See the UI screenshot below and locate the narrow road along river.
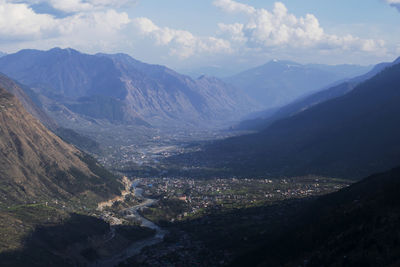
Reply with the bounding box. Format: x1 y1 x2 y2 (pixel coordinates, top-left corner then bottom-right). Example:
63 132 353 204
93 179 167 267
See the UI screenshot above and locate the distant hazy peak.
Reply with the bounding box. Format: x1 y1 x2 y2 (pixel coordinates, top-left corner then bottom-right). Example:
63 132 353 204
96 51 175 73
264 59 301 66
49 47 79 53
13 47 82 56
197 74 219 81
96 52 134 60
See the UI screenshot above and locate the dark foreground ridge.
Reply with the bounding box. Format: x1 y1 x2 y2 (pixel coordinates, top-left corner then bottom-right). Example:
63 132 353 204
231 166 400 266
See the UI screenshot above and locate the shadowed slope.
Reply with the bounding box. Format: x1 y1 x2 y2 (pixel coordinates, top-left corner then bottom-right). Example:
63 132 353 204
189 62 400 179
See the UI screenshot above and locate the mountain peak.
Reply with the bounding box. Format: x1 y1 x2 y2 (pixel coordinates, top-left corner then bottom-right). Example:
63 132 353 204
10 47 82 58
0 47 256 128
48 47 81 55
96 52 143 66
266 59 300 66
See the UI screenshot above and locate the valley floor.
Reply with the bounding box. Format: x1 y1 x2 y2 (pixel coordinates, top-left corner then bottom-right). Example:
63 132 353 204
115 176 350 266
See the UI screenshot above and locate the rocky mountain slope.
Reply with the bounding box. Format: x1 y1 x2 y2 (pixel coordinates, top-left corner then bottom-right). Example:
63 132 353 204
0 72 101 154
0 48 257 129
0 84 124 258
0 87 121 205
0 73 57 130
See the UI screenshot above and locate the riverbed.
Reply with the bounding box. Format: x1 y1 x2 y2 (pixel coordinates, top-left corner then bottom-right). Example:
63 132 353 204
93 179 167 267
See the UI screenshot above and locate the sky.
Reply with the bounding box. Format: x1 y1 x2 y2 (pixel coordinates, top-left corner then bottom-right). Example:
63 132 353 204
0 0 400 73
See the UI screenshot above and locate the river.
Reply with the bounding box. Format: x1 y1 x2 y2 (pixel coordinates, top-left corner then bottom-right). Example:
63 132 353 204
92 179 167 267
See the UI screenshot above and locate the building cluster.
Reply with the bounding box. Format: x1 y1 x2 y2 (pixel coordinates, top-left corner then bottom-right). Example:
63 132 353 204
137 177 349 219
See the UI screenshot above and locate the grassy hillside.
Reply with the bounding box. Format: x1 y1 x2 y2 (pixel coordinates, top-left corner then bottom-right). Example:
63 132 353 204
0 86 124 262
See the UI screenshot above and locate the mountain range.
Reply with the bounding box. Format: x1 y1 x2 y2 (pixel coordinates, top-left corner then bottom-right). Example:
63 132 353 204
0 48 258 130
235 57 400 131
185 60 400 179
180 65 245 79
224 60 371 108
0 43 399 267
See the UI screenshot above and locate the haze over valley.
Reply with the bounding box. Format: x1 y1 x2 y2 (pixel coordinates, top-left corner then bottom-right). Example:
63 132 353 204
1 0 400 266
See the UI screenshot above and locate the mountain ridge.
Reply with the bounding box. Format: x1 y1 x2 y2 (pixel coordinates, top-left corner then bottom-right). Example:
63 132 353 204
184 61 400 179
0 48 258 129
234 57 400 131
0 72 58 130
0 84 121 205
232 165 400 266
224 59 371 108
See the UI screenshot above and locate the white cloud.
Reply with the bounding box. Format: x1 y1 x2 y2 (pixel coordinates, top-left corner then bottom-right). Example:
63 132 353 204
2 0 231 59
0 1 57 40
60 9 130 35
134 17 232 58
89 0 133 7
47 0 93 13
0 0 130 49
214 0 385 53
213 0 255 15
385 0 400 11
0 0 392 66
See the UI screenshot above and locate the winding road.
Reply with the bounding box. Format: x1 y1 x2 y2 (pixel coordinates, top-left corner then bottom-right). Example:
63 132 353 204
93 179 167 267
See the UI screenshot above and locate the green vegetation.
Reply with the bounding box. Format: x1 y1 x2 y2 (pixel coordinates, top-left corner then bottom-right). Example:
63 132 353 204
0 213 108 267
78 152 123 197
0 199 157 266
56 127 101 154
138 176 349 225
232 166 400 266
141 199 190 225
126 167 400 266
0 204 68 253
114 225 156 242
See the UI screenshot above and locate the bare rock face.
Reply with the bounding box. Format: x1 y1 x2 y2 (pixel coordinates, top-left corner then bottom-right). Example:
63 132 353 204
0 86 121 205
0 48 258 129
0 73 58 130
